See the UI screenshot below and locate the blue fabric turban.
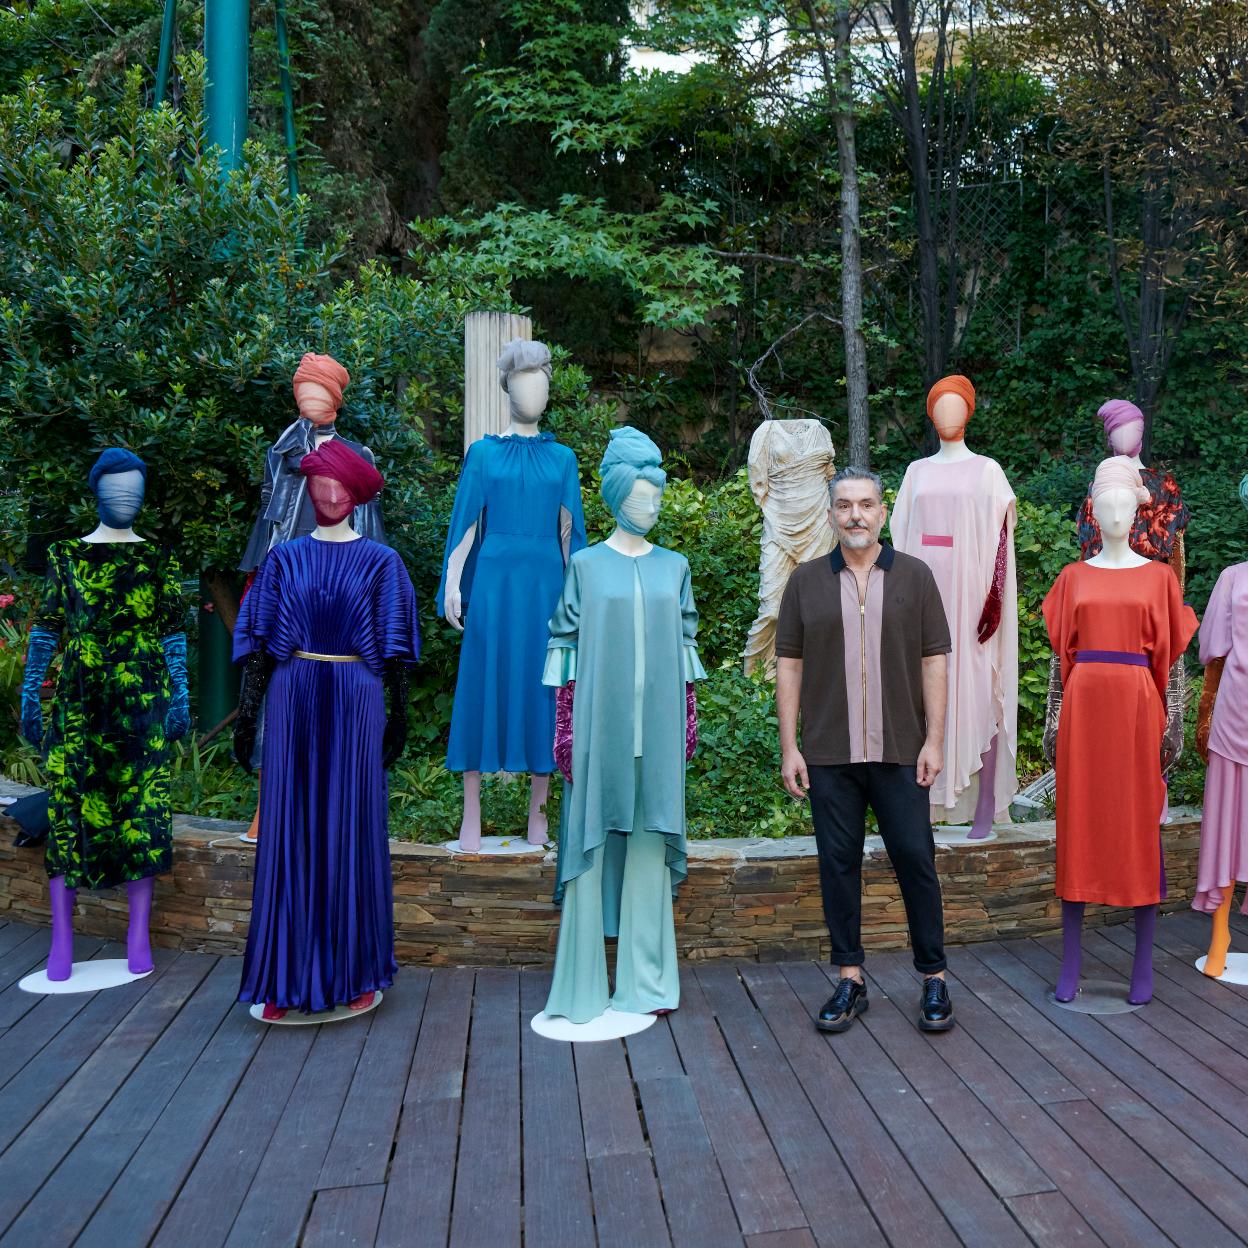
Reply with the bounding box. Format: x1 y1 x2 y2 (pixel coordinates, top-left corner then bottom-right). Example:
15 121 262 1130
1240 471 1248 514
88 447 147 494
599 426 666 520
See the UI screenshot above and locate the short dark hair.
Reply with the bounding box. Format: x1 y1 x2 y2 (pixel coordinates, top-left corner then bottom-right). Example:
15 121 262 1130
829 466 883 504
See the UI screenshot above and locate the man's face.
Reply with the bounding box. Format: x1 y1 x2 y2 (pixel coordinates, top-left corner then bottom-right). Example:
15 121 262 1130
830 479 886 549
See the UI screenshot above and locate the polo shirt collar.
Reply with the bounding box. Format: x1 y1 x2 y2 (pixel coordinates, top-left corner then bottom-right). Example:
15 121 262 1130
829 541 896 573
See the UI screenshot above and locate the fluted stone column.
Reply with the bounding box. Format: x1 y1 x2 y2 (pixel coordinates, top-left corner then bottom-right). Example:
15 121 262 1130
464 311 533 452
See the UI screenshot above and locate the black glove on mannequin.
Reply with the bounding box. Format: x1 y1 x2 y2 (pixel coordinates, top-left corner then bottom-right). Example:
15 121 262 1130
234 649 276 773
382 659 410 769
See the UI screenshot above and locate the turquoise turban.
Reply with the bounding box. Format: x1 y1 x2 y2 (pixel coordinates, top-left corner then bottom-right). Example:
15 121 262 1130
599 427 666 527
1240 471 1248 514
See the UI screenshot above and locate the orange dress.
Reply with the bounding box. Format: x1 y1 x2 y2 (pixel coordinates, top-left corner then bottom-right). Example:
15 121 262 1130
1042 561 1198 906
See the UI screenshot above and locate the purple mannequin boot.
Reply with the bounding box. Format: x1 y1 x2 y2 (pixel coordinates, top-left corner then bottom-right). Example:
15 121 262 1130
1054 900 1085 1002
968 734 999 840
47 876 77 981
1128 904 1156 1005
127 878 155 975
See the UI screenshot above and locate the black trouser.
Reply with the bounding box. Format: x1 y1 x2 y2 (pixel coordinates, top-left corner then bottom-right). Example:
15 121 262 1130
809 762 947 975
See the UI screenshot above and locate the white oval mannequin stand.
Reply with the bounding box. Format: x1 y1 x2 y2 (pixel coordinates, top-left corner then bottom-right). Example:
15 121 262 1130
1195 954 1248 986
442 836 548 856
530 1007 657 1043
248 991 383 1025
933 825 998 846
1048 979 1144 1015
20 960 152 994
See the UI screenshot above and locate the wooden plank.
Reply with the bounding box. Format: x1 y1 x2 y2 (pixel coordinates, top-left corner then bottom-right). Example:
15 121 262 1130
0 921 38 958
637 1073 744 1248
1047 1099 1241 1248
738 962 958 1248
316 972 431 1190
667 968 808 1238
776 962 1029 1248
447 969 521 1248
0 932 105 1030
574 1033 647 1158
517 972 595 1248
223 1018 369 1248
743 1230 817 1248
1123 921 1248 1031
587 1152 672 1248
625 1011 684 1080
3 957 239 1245
1005 1191 1105 1248
848 957 1056 1201
0 950 213 1234
303 1184 386 1248
375 968 474 1248
74 986 265 1248
695 964 886 1245
0 929 55 1000
865 957 1164 1248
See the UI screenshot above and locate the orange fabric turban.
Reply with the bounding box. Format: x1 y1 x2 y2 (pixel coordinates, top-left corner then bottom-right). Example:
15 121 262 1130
292 352 350 410
926 375 976 421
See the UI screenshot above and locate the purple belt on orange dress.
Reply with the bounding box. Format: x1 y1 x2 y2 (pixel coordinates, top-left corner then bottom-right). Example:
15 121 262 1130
921 534 953 547
1074 650 1150 667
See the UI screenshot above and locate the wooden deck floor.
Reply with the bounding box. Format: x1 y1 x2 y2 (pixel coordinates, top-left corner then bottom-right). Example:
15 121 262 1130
0 910 1247 1247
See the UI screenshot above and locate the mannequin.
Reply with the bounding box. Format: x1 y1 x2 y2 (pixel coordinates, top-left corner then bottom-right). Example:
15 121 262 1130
237 353 387 843
20 449 189 982
538 428 705 1033
891 376 1018 840
742 419 836 678
1192 472 1248 978
1042 457 1198 1005
436 339 586 850
233 439 419 1020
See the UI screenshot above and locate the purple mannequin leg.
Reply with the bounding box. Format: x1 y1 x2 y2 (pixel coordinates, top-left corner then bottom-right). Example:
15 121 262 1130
1128 904 1156 1004
126 878 155 974
1054 900 1084 1002
968 733 999 840
47 876 77 981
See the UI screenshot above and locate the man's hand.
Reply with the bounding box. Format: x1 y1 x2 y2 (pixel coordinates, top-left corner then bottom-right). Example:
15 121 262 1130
916 740 943 788
782 748 810 800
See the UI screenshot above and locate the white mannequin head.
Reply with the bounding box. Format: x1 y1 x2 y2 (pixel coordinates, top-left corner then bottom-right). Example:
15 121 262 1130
618 478 663 537
931 392 970 442
1091 486 1139 541
506 369 549 425
1107 419 1145 459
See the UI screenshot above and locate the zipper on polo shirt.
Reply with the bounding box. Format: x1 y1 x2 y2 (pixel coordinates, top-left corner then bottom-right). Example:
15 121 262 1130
858 570 870 762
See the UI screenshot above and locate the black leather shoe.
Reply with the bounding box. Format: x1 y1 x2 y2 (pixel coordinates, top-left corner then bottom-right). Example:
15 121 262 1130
919 976 955 1032
817 976 868 1032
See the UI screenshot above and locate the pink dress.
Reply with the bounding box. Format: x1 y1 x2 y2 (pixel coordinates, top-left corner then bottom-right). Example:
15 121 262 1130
890 454 1018 821
1194 562 1248 914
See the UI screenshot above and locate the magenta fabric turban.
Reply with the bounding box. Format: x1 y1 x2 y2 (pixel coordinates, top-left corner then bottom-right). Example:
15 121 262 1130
300 438 384 506
1090 456 1149 506
1097 399 1143 437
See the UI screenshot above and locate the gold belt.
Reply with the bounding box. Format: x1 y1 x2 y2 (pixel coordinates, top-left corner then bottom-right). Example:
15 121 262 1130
292 650 363 663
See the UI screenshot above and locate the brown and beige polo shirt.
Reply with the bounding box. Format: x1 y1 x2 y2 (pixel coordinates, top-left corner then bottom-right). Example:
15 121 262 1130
775 543 951 766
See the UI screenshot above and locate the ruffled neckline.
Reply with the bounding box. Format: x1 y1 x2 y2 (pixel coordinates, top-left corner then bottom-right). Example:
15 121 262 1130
484 431 556 446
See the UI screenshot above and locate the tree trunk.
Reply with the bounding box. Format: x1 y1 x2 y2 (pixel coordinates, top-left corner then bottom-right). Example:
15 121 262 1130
204 568 240 635
835 0 870 469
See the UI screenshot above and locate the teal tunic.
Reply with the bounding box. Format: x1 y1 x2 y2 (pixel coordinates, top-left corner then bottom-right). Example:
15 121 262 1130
543 542 706 908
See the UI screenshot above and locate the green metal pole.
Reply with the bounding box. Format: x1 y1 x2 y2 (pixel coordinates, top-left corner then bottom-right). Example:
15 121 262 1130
273 0 300 198
153 0 178 106
203 0 250 169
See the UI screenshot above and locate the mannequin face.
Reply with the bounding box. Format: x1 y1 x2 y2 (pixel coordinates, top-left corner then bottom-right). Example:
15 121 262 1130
829 477 886 548
1107 419 1145 459
1092 486 1138 541
307 475 355 526
930 393 969 442
295 380 339 427
95 469 145 528
506 369 549 424
616 478 663 536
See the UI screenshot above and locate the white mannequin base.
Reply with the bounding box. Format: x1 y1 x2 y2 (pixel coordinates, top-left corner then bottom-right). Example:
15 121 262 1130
443 836 547 857
530 1007 658 1042
1048 977 1144 1014
19 959 153 995
933 825 998 846
1195 953 1248 986
248 991 383 1025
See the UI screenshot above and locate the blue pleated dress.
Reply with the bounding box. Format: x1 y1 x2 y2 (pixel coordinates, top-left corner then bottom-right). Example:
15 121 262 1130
436 433 586 774
233 536 420 1012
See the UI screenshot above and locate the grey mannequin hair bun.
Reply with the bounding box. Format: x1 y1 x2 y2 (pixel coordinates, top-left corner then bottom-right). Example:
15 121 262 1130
497 339 553 392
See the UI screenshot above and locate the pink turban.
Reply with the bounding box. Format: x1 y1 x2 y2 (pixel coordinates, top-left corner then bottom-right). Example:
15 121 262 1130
1090 456 1149 506
1097 399 1143 436
300 438 384 506
293 352 350 410
926 375 976 420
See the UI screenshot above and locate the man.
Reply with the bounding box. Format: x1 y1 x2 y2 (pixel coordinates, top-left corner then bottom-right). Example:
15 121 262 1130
776 466 955 1033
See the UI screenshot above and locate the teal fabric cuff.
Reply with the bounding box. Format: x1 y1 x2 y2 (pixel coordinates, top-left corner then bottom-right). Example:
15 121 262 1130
684 645 708 682
543 645 577 687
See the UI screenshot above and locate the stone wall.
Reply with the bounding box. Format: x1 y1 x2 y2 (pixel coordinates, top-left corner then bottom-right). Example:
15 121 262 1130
0 798 1205 966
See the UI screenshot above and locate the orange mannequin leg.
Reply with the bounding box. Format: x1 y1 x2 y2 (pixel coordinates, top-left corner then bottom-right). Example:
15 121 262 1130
1204 886 1236 979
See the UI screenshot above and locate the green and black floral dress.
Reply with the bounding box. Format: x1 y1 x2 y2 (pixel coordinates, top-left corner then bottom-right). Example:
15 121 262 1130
36 541 186 889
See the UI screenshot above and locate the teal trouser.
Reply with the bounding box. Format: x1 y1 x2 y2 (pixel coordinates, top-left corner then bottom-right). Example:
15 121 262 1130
544 824 679 1024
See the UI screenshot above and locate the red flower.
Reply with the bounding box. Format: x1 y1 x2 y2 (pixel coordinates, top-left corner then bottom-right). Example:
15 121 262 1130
0 594 14 609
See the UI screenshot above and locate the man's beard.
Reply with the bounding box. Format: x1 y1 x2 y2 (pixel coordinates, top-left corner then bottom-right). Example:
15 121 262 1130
839 525 876 548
